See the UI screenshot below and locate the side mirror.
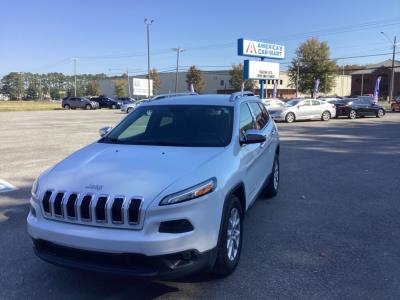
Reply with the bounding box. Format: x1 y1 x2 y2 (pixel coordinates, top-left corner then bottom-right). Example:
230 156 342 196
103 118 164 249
241 129 266 145
99 126 112 137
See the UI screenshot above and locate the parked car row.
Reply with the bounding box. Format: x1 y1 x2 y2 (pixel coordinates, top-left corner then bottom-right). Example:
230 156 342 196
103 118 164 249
266 96 386 123
62 96 136 110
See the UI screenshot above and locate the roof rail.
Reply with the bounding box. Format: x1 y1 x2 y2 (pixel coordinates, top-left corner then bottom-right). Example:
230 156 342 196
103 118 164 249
229 91 256 102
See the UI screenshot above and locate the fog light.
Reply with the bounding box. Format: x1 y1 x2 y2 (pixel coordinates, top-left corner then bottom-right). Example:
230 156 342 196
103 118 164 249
159 219 194 234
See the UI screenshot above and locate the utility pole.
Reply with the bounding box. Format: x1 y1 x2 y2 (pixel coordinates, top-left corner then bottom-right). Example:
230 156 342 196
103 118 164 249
381 32 397 101
296 62 300 97
126 68 131 97
72 58 79 96
144 19 154 98
361 73 364 96
172 48 184 93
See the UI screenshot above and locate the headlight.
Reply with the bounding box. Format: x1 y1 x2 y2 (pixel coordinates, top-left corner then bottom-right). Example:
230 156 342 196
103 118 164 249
159 178 217 206
31 178 39 200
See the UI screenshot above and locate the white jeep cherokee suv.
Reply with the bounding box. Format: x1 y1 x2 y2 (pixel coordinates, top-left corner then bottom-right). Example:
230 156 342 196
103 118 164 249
27 92 280 278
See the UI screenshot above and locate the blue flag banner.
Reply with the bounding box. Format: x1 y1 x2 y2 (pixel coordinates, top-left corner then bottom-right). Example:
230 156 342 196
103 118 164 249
312 79 320 99
373 76 382 103
272 80 278 98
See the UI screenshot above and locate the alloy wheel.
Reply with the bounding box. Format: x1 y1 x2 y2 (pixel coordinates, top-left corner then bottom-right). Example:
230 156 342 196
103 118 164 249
226 207 241 262
273 160 279 190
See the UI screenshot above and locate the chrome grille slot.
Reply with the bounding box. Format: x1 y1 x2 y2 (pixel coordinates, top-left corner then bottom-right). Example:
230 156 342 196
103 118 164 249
111 197 124 223
54 192 64 216
66 194 78 218
42 191 52 215
128 198 142 224
42 190 143 229
80 195 92 220
95 196 108 222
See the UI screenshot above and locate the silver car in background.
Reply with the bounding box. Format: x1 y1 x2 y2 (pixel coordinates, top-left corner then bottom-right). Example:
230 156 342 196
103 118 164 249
269 98 336 123
120 99 148 113
262 98 285 110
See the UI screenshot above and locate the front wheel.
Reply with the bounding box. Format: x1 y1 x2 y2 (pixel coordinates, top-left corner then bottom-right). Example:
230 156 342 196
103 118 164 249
213 195 243 276
349 110 357 119
264 155 279 198
85 104 92 110
127 107 133 114
321 111 331 121
111 104 116 109
377 109 384 118
63 104 70 110
285 112 295 123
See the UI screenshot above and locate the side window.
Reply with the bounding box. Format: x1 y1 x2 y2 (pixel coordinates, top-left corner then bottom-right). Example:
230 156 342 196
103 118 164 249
257 102 270 125
239 103 256 138
248 102 267 129
312 100 321 106
301 100 311 106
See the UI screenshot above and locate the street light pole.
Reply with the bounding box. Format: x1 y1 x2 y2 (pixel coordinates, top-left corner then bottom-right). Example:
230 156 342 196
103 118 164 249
144 19 154 98
172 48 184 93
72 58 79 96
381 32 397 101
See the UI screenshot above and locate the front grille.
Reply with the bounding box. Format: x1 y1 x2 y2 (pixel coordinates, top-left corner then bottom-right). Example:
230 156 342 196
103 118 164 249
40 190 143 229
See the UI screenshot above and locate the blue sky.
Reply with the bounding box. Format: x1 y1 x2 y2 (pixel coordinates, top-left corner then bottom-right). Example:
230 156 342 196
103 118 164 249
0 0 399 76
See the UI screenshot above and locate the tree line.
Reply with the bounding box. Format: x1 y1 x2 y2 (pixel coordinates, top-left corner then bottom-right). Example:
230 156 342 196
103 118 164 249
1 38 350 100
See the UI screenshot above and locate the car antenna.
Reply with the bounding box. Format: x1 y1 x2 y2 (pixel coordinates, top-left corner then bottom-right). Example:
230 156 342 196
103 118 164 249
241 82 245 96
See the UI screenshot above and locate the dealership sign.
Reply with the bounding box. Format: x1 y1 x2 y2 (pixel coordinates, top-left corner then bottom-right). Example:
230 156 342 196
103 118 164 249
132 78 153 97
243 60 280 80
238 38 285 59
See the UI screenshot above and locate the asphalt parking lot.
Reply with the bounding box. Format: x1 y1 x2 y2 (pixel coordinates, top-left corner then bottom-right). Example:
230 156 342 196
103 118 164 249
1 109 400 299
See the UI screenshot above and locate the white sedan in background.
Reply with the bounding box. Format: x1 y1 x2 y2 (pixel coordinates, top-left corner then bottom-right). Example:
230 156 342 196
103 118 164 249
262 98 285 110
269 98 336 123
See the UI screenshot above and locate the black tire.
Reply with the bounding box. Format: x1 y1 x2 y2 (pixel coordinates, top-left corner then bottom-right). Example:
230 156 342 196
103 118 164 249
321 110 331 121
213 195 243 276
127 107 133 114
64 104 70 110
264 155 279 198
285 112 295 123
85 104 92 110
376 109 384 118
348 110 357 119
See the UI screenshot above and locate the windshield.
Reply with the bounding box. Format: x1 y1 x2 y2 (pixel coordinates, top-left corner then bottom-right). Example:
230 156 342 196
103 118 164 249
100 105 233 147
284 99 302 107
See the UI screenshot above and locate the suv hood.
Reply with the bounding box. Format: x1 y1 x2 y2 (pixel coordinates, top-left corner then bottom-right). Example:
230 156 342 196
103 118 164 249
41 143 224 207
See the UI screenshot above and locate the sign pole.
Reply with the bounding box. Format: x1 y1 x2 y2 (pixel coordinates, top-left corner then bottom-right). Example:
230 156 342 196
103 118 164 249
259 57 265 99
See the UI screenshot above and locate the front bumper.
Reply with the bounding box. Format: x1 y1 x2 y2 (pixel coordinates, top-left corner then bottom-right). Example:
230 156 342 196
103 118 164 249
33 239 216 279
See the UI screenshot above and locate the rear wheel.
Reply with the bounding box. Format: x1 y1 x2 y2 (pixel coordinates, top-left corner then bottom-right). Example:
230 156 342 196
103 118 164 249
112 104 116 109
377 109 384 118
349 110 357 119
85 104 91 110
321 111 331 121
64 104 70 110
213 195 243 276
127 107 133 114
285 112 295 123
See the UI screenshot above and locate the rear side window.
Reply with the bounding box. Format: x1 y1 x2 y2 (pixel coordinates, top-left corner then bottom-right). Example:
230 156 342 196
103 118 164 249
257 103 270 125
248 102 268 129
312 100 321 105
239 103 256 138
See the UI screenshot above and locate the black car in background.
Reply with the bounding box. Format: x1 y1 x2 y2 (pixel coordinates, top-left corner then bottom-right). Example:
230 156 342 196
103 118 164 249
91 96 121 109
334 98 385 119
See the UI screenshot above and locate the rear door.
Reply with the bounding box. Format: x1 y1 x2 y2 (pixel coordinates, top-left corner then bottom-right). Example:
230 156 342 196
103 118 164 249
296 100 312 119
311 100 324 118
247 101 275 199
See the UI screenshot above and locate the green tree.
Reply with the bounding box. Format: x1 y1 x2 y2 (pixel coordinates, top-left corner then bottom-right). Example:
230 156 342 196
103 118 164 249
185 65 205 93
1 72 24 100
113 80 127 97
288 38 337 96
229 64 256 92
26 82 39 100
149 68 161 94
86 80 100 96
